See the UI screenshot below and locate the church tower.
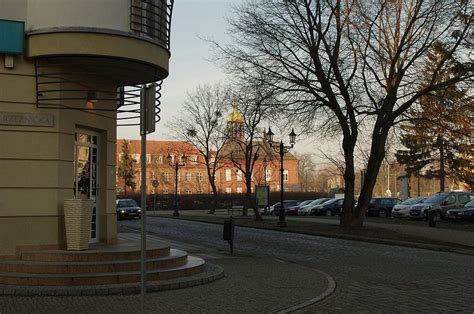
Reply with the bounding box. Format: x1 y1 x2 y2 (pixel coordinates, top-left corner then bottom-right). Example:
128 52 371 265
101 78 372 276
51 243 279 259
227 100 245 140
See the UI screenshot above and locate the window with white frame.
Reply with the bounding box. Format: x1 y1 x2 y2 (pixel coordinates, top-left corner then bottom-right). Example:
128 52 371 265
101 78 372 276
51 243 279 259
265 169 272 181
197 172 203 181
225 187 232 193
190 155 198 164
236 169 242 181
157 155 163 164
283 170 289 181
163 171 169 182
236 187 243 193
146 154 151 164
177 172 181 181
225 169 231 181
132 153 140 163
185 172 192 181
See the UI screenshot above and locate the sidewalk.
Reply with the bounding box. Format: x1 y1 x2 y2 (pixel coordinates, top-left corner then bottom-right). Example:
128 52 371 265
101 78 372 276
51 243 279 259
152 210 474 253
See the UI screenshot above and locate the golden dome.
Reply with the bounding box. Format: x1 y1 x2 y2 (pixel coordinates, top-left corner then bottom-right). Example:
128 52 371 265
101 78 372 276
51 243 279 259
227 100 244 123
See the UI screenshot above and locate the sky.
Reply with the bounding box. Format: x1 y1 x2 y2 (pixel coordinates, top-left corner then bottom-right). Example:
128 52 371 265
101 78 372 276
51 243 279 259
117 0 330 160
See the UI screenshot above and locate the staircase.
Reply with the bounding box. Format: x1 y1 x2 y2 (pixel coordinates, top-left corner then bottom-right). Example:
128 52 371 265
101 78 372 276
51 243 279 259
0 239 223 295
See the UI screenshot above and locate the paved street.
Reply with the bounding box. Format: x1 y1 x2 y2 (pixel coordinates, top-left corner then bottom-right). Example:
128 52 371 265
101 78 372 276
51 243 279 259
1 217 473 313
122 217 474 312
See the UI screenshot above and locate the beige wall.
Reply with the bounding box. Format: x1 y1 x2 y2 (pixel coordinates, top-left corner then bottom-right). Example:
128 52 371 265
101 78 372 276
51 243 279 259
0 55 117 255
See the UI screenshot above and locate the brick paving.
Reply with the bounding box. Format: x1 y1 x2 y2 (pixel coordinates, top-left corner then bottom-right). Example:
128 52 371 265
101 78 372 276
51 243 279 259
1 217 473 312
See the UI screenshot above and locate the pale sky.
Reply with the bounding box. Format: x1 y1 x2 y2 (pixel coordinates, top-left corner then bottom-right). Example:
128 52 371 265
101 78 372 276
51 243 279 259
117 0 329 160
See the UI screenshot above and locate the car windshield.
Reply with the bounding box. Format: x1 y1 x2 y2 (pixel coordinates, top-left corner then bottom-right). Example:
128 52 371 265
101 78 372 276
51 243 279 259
400 197 423 205
464 200 474 208
322 199 338 206
299 200 313 206
424 193 448 204
118 200 138 208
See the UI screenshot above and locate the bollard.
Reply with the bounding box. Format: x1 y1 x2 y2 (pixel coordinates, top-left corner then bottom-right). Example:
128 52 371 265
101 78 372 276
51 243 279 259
223 216 235 255
428 210 437 228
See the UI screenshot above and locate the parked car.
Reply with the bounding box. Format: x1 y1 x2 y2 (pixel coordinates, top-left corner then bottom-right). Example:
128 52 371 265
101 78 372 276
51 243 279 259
446 200 474 222
310 198 344 216
366 197 401 217
287 200 314 216
270 200 300 216
391 196 427 218
409 192 474 220
298 198 331 215
116 199 142 220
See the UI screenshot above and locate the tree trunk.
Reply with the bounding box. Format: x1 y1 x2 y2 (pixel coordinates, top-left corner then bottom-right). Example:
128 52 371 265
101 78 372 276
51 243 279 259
356 126 390 225
208 181 218 214
340 135 357 227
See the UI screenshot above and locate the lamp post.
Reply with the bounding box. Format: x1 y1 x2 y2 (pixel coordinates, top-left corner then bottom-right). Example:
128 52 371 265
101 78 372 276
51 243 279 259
167 153 187 217
265 128 297 228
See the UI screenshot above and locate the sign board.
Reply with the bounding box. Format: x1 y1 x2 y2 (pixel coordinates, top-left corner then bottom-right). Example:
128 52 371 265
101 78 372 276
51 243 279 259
140 83 156 134
255 186 269 207
0 112 54 127
0 19 24 55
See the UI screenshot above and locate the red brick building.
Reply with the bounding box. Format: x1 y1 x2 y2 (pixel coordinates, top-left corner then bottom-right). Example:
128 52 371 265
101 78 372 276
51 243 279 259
116 139 300 195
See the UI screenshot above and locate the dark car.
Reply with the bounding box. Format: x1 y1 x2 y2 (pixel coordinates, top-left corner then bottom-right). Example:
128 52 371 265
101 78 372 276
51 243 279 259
366 197 401 217
270 200 300 216
446 200 474 222
116 199 142 220
311 198 344 216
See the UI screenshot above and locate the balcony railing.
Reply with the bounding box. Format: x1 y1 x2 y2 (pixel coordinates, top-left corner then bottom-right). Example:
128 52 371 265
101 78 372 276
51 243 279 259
130 0 174 50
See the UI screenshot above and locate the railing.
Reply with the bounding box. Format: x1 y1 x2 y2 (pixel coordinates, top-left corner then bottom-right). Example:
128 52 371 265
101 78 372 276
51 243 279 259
130 0 174 50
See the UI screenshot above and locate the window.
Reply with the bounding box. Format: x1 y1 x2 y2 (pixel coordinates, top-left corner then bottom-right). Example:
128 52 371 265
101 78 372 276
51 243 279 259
190 155 198 164
458 194 470 204
446 194 456 205
164 188 169 194
185 172 192 181
169 154 175 163
146 154 151 164
283 170 289 181
197 172 203 182
186 189 192 194
157 155 163 164
197 189 203 194
177 172 181 181
225 169 232 181
132 153 140 163
163 171 169 182
236 170 242 181
225 187 232 194
236 187 242 194
265 169 272 181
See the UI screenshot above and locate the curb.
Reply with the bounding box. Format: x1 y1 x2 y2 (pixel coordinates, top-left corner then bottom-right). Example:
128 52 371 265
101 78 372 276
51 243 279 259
0 263 224 296
156 216 474 257
277 267 336 313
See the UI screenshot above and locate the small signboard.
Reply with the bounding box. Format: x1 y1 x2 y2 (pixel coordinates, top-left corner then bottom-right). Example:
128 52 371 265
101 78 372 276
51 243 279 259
255 185 269 207
0 19 25 55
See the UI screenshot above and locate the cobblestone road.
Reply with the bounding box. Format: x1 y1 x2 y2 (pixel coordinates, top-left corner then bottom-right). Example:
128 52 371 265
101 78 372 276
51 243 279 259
124 217 474 312
1 217 473 313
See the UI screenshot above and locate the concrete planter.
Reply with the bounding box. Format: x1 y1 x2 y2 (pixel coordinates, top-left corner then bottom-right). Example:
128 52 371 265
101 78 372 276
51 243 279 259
63 199 93 250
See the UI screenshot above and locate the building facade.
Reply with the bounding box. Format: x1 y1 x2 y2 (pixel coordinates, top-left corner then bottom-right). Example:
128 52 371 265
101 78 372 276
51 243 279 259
0 0 173 255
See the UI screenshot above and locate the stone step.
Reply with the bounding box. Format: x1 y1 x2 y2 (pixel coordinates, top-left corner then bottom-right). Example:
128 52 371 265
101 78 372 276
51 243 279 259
0 256 205 286
19 241 170 262
0 249 188 274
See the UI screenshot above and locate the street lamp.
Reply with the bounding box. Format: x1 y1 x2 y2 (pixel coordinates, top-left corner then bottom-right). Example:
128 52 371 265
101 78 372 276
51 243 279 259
266 127 297 228
167 153 187 217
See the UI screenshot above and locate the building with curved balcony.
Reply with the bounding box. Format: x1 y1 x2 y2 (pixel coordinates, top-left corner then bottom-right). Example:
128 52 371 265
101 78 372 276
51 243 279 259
0 0 174 255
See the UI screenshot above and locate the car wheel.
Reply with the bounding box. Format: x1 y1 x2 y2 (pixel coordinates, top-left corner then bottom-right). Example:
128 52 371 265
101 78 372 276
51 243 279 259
379 210 387 218
325 209 333 216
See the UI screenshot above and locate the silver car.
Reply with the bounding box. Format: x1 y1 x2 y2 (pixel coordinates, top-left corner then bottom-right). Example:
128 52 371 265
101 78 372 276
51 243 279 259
391 196 427 218
298 198 331 215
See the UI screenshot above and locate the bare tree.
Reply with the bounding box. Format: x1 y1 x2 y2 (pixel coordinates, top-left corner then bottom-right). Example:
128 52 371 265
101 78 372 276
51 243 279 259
168 83 230 214
213 0 472 227
224 86 274 219
297 153 317 192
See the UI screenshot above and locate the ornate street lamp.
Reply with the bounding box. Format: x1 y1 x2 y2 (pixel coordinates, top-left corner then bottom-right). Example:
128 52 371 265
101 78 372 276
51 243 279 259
265 128 297 228
167 153 187 217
